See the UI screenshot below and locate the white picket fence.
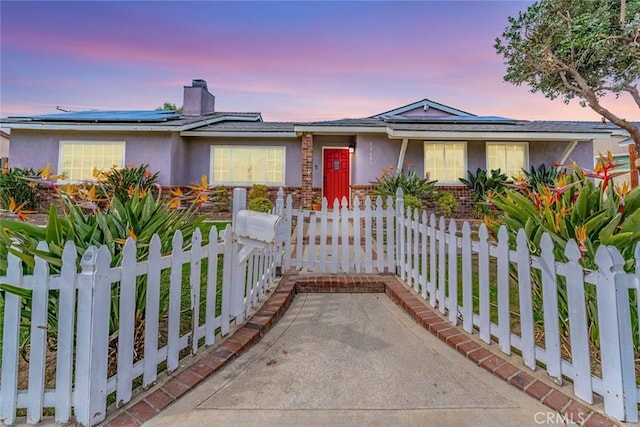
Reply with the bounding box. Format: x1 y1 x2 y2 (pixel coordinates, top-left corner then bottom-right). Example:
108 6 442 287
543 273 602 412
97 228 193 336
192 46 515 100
274 188 640 422
0 223 281 426
1 187 639 424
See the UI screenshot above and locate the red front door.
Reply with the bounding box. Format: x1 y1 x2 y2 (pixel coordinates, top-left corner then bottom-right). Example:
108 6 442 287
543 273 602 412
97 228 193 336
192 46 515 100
323 148 350 206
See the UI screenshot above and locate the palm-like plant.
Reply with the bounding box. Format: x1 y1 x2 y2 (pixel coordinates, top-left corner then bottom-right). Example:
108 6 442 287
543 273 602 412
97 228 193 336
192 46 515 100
0 188 207 360
486 154 640 356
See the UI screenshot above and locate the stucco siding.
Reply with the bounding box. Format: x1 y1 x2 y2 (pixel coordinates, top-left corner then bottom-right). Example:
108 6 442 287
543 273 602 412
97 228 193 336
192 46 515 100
528 140 592 169
353 134 401 184
9 130 181 185
186 137 301 187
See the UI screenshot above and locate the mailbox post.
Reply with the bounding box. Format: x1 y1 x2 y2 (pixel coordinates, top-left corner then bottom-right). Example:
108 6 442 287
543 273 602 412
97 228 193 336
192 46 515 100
230 209 288 321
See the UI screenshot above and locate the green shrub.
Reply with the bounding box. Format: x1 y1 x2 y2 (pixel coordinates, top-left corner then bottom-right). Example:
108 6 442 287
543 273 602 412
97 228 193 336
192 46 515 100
95 164 159 203
0 167 40 210
521 164 558 191
248 184 269 201
488 155 639 356
372 166 437 200
0 189 207 360
459 168 509 217
248 196 273 213
403 194 423 214
437 192 457 217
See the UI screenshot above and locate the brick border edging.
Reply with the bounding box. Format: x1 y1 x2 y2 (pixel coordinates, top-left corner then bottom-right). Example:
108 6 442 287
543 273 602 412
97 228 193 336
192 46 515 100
104 274 620 427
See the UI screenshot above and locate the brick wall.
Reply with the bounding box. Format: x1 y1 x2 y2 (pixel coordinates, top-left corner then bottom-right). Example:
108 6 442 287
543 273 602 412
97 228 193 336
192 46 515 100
301 133 314 208
32 183 478 220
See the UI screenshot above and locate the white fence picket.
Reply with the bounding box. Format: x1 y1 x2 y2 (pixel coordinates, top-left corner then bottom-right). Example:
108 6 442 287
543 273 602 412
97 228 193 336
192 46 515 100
496 227 511 355
428 214 437 307
190 229 203 354
116 238 137 406
385 196 395 272
331 199 340 273
55 242 77 423
320 198 328 271
540 234 561 382
307 213 317 271
437 216 446 315
0 251 23 425
167 231 184 372
284 194 293 270
375 196 384 272
461 222 473 334
516 230 535 370
412 210 420 291
340 197 349 272
143 235 162 388
353 197 361 273
364 197 373 273
478 225 490 344
27 242 50 423
447 220 458 325
564 240 592 403
420 212 428 300
205 228 219 346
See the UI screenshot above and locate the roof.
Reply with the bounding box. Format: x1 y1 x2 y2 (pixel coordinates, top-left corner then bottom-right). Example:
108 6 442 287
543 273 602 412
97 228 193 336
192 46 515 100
373 98 474 118
0 111 263 132
181 121 297 138
18 110 181 122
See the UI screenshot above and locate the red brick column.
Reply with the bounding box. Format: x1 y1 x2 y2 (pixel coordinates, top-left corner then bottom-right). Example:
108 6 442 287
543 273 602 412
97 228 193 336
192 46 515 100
301 133 314 208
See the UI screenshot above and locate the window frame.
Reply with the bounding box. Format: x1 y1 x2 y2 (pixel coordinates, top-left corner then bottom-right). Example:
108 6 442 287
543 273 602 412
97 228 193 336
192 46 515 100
58 140 126 183
209 145 287 186
485 141 529 178
423 141 468 184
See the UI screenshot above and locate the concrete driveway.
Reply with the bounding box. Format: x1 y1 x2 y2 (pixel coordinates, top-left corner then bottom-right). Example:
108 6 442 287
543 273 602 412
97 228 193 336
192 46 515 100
146 293 563 427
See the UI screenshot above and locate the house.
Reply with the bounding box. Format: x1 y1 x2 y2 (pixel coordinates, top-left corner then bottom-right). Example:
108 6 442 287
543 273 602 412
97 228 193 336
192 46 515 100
0 130 9 168
0 79 619 214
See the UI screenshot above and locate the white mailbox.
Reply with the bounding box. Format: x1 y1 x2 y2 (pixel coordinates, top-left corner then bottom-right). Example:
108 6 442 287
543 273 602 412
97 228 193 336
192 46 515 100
235 210 288 245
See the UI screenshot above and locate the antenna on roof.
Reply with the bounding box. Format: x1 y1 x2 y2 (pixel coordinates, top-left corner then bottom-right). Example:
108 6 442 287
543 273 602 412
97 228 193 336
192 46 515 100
56 106 71 112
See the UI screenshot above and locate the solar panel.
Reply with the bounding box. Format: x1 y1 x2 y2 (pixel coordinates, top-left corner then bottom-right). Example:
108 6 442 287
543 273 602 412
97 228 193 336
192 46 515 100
18 110 181 122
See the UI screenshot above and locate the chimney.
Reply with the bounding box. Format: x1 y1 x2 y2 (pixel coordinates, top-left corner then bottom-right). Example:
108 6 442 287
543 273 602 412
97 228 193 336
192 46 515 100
183 79 215 116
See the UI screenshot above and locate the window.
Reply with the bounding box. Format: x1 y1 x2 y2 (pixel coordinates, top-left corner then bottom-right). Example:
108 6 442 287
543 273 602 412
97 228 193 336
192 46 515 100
59 141 125 181
424 142 466 183
210 146 285 185
486 142 528 178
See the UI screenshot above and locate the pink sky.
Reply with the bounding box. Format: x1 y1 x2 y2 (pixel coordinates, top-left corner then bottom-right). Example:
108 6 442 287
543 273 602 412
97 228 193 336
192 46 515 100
1 1 638 123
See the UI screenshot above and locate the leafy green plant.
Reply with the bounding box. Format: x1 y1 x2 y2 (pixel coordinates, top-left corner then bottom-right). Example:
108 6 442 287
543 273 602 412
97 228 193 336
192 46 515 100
459 168 509 217
486 154 640 356
248 196 273 213
0 166 40 211
459 168 509 203
521 164 558 192
248 184 269 201
437 192 457 217
402 194 423 214
0 188 207 359
372 166 437 200
94 163 159 203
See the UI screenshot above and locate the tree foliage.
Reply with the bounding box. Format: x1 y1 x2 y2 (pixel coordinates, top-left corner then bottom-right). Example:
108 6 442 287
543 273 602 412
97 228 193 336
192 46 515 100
156 102 183 113
494 0 640 150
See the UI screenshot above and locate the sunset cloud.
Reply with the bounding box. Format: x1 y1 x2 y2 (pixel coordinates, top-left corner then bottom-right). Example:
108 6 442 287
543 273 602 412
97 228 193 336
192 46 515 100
1 1 637 122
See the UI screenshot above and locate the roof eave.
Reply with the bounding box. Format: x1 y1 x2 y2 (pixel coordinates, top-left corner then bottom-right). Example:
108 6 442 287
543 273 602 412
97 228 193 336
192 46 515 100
0 123 181 132
181 131 297 138
387 129 609 140
294 125 386 135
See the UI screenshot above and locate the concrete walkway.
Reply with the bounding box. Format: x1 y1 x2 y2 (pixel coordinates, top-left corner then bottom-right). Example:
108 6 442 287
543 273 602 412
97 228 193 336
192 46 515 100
146 293 563 427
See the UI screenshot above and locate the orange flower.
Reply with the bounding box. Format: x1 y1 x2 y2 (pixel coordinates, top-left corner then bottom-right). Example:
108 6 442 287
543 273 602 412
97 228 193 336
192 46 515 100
575 226 588 255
